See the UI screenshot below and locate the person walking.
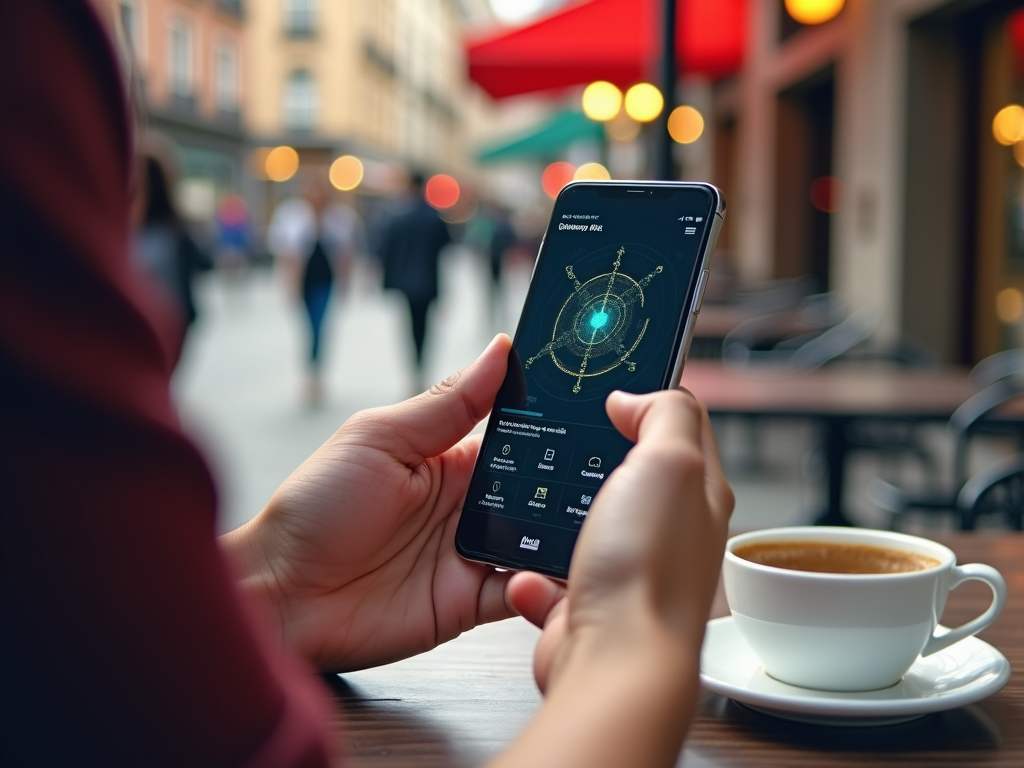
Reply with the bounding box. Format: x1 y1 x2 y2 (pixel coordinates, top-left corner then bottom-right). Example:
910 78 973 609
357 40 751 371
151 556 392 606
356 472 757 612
131 146 212 366
379 172 451 392
268 174 360 405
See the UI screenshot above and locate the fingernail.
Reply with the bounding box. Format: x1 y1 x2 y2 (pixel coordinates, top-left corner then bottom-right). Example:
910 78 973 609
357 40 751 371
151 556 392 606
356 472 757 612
609 390 639 401
484 334 504 354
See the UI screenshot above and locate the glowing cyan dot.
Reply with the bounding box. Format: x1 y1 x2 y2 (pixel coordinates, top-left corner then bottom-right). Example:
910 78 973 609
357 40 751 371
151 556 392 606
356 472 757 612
590 311 609 329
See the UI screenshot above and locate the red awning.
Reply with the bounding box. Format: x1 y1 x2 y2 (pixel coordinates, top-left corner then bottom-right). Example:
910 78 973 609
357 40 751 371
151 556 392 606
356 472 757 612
467 0 747 100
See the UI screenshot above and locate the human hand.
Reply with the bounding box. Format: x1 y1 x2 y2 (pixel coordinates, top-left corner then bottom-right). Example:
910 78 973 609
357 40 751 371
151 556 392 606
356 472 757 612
221 335 516 672
508 389 734 695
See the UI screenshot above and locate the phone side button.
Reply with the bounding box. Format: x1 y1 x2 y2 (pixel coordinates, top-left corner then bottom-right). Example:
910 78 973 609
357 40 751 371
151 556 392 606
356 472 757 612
692 269 710 314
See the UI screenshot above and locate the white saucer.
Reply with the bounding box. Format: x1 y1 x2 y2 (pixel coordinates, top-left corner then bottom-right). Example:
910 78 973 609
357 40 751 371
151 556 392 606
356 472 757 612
699 616 1010 727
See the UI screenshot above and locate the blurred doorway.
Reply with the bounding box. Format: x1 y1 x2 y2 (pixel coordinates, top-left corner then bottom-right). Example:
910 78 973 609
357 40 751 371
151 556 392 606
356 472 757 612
903 0 1024 364
773 65 836 291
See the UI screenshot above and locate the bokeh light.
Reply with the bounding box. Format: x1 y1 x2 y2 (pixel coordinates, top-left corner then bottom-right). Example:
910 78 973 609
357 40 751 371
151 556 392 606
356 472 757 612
264 145 300 182
667 105 705 144
425 173 460 209
605 112 641 143
542 161 576 198
329 155 364 191
573 162 611 181
624 83 664 123
810 176 842 213
582 81 623 122
785 0 845 25
996 287 1024 323
992 105 1024 146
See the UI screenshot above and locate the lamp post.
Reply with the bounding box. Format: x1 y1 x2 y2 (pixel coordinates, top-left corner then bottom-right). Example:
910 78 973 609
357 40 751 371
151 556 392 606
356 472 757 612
653 0 676 180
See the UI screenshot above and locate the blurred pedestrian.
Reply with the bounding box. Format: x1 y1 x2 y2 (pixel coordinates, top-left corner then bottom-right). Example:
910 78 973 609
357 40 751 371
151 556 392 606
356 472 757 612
267 174 361 405
379 171 451 392
485 202 517 330
132 146 212 366
214 193 252 291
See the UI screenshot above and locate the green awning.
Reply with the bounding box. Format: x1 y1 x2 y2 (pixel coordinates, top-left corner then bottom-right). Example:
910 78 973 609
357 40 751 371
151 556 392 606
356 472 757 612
477 110 603 163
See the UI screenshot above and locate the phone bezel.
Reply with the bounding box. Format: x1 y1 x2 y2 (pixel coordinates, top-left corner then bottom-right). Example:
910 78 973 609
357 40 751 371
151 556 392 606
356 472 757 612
455 180 726 580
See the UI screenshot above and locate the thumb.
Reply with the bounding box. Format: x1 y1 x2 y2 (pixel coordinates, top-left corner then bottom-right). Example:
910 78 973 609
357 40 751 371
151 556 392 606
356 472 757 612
374 334 511 465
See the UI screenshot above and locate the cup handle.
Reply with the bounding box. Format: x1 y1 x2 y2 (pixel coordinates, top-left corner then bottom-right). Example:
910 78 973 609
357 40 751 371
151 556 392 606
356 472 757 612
921 563 1007 658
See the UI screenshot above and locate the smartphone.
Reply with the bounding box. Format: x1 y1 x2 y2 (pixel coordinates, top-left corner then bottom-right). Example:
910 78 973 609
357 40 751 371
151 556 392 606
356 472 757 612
455 180 725 580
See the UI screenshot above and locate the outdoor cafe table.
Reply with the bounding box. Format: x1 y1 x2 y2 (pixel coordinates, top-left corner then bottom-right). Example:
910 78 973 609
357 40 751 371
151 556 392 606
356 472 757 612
679 361 986 527
328 533 1023 767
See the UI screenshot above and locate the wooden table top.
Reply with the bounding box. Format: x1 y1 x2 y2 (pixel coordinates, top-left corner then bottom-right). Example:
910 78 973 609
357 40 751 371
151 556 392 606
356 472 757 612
680 361 981 420
328 533 1024 767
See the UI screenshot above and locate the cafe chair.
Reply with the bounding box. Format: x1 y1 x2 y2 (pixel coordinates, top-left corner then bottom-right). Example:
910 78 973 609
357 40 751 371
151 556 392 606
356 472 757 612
867 375 1024 530
956 453 1024 531
863 347 1023 484
969 347 1024 390
720 296 880 472
723 296 880 371
728 274 818 316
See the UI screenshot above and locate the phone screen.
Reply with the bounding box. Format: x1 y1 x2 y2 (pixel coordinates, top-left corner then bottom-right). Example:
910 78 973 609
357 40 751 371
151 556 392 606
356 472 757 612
456 182 720 578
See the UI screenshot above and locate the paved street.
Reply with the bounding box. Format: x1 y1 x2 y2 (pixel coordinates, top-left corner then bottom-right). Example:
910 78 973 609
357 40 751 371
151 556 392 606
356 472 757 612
174 246 818 534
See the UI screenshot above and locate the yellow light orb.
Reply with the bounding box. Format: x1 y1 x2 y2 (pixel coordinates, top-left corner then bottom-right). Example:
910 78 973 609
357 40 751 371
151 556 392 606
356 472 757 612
992 105 1024 146
573 162 611 181
329 155 364 191
784 0 845 25
581 81 623 122
624 83 664 123
265 145 299 182
667 105 704 144
996 287 1024 324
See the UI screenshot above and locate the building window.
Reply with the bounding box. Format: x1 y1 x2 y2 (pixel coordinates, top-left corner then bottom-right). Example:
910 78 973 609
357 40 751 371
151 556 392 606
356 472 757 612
215 42 239 112
283 69 317 129
167 18 193 97
284 0 317 37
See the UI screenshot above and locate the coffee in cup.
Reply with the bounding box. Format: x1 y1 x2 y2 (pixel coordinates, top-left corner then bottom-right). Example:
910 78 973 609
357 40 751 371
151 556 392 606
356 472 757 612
732 540 941 574
722 527 1006 692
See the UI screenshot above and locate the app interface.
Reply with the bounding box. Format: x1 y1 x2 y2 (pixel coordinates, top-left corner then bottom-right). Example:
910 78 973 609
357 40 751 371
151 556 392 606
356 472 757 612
459 184 716 574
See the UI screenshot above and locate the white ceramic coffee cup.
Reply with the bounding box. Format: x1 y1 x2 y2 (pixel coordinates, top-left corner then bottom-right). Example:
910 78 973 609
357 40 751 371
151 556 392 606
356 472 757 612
722 527 1006 692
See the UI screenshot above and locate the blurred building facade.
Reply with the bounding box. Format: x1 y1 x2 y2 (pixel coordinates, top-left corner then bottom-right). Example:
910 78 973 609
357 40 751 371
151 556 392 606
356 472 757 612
101 0 247 222
724 0 1023 363
244 0 478 182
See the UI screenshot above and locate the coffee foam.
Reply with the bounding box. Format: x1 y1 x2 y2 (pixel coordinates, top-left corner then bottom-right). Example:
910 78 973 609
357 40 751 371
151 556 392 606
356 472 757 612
733 540 941 575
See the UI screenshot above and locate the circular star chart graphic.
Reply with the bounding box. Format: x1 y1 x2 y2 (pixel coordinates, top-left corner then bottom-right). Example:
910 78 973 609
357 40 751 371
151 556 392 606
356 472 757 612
525 246 663 394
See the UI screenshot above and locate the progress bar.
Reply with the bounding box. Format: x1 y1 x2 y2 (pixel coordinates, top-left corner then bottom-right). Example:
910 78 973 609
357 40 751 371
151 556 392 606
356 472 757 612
500 407 544 418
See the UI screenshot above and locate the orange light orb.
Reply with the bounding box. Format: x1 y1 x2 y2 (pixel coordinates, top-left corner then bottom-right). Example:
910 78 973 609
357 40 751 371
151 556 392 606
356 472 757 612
573 162 611 181
425 174 460 209
785 0 845 25
993 105 1024 146
667 105 704 144
329 155 364 191
265 145 300 182
542 161 576 199
996 287 1024 323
